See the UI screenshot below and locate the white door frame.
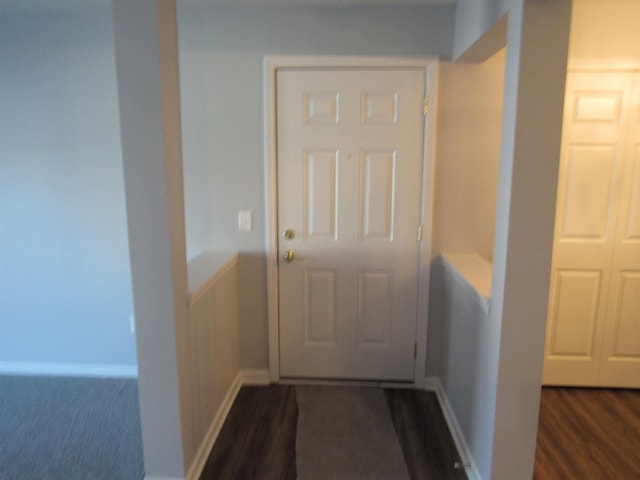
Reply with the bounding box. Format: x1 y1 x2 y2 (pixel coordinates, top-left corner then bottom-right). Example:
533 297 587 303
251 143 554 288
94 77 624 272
263 55 439 388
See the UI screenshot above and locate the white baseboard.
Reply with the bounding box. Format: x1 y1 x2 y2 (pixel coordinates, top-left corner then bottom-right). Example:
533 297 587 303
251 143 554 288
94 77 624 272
144 476 184 480
185 369 270 480
424 376 482 480
238 368 270 385
0 361 138 378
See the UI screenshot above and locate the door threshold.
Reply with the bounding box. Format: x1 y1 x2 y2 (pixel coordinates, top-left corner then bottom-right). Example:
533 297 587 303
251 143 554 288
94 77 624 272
277 377 415 389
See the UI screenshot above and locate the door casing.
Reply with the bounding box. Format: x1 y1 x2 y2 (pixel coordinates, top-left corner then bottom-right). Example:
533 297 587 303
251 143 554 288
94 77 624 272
263 55 439 387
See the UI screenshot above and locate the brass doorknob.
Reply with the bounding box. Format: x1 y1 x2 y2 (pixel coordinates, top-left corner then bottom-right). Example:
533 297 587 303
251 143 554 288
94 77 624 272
283 249 295 263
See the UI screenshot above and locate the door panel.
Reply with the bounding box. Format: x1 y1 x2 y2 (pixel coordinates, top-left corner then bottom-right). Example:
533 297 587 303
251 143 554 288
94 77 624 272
277 68 424 381
304 269 337 344
608 272 640 358
305 150 338 239
561 145 618 240
358 270 393 346
545 269 605 385
360 150 396 240
549 270 602 358
623 148 640 239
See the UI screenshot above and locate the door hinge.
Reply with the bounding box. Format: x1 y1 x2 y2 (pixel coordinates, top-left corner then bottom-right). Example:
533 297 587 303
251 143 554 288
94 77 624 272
423 96 429 116
418 224 424 242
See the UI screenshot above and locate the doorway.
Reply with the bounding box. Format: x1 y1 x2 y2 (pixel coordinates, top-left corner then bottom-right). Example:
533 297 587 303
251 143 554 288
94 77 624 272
264 56 438 385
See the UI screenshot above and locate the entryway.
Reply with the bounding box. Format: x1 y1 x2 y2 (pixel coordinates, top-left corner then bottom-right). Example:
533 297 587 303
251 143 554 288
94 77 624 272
198 385 467 479
264 57 437 384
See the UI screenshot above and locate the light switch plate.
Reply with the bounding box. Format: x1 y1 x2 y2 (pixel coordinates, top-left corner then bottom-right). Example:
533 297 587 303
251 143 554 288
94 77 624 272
238 209 253 231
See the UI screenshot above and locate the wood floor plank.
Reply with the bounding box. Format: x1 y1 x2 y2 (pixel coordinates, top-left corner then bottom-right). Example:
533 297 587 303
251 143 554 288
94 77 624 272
199 385 297 480
385 389 467 480
232 386 297 479
534 387 640 480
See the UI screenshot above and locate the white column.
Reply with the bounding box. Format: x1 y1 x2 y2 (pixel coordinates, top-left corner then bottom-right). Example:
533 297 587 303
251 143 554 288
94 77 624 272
490 2 572 479
112 1 192 477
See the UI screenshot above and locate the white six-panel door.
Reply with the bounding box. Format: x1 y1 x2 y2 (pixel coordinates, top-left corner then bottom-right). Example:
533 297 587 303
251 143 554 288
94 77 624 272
276 68 424 381
543 71 640 387
598 72 640 387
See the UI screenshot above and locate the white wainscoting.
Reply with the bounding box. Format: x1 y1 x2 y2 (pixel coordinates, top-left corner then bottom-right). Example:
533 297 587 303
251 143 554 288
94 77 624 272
186 369 270 480
186 252 240 477
185 251 271 480
434 252 494 480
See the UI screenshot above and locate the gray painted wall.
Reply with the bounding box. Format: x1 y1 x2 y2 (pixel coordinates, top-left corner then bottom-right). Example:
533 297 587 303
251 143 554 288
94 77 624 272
439 256 493 479
177 4 456 368
0 1 455 374
0 6 137 370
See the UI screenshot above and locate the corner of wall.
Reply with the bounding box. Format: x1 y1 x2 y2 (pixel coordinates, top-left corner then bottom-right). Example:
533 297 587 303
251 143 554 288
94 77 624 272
454 13 507 63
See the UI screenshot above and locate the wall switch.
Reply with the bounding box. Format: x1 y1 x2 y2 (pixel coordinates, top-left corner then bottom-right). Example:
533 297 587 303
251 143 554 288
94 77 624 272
238 209 253 231
129 314 136 335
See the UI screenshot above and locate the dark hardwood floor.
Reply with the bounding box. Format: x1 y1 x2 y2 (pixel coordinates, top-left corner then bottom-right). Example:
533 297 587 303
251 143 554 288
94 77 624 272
200 386 297 480
534 387 640 480
385 389 467 480
200 385 466 480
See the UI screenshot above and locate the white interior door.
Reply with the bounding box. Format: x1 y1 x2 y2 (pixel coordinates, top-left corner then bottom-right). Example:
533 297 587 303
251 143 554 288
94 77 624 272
598 72 640 387
276 68 424 381
543 71 640 387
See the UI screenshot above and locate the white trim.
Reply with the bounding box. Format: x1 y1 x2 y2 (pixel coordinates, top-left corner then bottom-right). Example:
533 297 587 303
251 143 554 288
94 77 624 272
440 253 492 315
277 378 413 388
568 60 640 72
187 252 239 306
238 368 271 385
264 55 280 382
264 55 439 385
424 376 482 480
265 54 438 70
145 477 184 480
413 60 439 389
0 361 138 378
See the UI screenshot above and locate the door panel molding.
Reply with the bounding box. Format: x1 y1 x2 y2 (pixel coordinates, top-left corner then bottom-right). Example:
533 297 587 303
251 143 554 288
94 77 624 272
263 55 438 387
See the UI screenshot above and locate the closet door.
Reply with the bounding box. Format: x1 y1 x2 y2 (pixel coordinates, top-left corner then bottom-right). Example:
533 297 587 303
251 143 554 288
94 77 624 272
543 72 633 386
598 72 640 387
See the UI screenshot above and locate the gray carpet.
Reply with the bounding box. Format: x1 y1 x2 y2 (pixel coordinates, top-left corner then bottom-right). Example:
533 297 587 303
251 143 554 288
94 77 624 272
295 386 410 480
0 375 144 480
